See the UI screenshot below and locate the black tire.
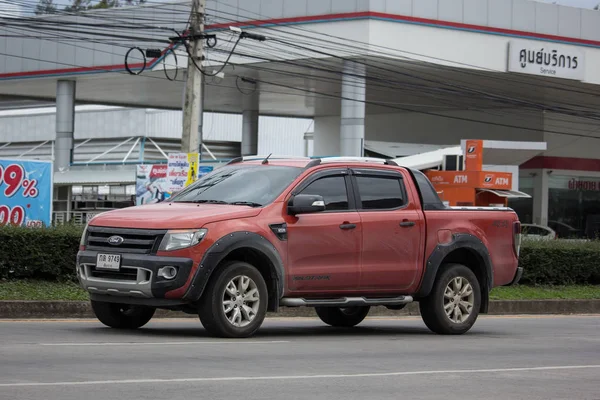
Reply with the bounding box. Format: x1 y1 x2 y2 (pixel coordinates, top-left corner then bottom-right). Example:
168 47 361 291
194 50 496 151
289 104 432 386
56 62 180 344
315 306 370 327
90 300 155 329
198 261 268 338
419 263 481 335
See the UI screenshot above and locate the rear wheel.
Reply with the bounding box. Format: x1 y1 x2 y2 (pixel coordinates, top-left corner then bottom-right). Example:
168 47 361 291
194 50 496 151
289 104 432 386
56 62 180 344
315 306 370 327
90 300 155 329
419 263 481 335
198 261 268 338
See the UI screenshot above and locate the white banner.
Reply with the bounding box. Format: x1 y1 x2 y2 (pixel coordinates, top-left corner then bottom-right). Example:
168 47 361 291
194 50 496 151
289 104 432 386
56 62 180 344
508 41 585 81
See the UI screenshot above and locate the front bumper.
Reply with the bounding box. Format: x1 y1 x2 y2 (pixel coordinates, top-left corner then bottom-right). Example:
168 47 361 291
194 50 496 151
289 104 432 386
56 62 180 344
76 250 195 299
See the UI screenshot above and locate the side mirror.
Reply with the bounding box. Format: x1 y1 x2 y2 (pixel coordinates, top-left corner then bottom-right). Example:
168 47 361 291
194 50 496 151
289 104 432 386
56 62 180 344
288 194 326 215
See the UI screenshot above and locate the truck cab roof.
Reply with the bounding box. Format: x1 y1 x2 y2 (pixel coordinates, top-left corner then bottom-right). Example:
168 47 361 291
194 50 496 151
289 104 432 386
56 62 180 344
227 155 447 211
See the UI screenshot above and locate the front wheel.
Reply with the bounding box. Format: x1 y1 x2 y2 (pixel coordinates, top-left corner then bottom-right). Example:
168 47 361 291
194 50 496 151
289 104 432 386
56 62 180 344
419 263 481 335
315 306 370 327
198 261 268 338
90 300 155 329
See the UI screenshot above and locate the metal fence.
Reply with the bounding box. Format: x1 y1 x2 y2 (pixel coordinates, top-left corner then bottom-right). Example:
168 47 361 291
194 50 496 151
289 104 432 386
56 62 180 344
52 211 104 226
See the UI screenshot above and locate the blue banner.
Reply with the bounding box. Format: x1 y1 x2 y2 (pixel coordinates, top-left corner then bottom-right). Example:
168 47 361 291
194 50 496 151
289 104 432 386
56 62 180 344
0 159 53 227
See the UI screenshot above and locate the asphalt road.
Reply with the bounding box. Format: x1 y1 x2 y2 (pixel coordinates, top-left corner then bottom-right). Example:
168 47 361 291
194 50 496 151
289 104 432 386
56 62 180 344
0 315 599 400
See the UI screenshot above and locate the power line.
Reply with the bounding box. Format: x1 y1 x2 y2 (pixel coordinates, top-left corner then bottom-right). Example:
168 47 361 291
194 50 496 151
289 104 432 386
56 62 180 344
205 6 600 101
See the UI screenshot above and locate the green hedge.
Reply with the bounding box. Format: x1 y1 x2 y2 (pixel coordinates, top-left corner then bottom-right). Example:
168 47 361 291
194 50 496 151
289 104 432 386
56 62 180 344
518 239 600 285
0 226 599 285
0 225 83 281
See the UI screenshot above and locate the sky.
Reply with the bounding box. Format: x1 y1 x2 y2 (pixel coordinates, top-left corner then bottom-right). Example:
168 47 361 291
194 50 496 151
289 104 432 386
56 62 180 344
538 0 599 8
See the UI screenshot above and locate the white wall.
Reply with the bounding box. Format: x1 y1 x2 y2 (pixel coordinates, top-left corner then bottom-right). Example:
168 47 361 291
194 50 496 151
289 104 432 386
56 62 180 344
257 117 313 156
543 113 600 159
365 110 545 146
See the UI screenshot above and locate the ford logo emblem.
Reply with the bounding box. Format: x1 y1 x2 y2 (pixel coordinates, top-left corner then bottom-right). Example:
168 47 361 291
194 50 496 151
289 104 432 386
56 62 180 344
107 236 124 246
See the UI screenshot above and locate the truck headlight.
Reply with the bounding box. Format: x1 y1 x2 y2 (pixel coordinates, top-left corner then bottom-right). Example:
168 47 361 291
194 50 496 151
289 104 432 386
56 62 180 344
158 229 207 251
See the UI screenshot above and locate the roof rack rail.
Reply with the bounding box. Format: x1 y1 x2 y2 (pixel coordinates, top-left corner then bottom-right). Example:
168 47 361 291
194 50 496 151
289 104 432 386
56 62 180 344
320 157 399 165
305 159 322 169
226 156 243 165
226 155 311 165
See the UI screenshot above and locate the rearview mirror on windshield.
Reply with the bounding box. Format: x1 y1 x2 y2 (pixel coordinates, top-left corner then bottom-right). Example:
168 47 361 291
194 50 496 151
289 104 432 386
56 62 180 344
288 194 326 215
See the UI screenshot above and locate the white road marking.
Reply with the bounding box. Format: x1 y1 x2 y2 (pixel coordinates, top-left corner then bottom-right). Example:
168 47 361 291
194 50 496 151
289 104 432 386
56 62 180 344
1 365 598 388
39 340 290 346
0 314 599 323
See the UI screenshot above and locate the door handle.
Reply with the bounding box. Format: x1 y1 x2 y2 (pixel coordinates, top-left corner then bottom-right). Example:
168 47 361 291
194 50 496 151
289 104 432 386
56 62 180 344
339 223 357 230
399 220 416 227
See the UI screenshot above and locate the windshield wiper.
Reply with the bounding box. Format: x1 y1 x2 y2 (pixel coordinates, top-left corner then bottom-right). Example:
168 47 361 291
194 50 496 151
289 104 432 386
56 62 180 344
229 201 263 208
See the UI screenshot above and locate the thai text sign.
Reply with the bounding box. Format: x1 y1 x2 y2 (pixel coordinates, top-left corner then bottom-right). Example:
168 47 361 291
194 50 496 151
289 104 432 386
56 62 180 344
568 179 600 191
508 41 585 81
167 153 200 193
0 159 52 227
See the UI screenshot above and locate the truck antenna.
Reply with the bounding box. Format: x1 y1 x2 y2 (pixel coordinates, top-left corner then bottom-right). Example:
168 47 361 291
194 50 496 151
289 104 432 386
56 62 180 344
262 153 272 164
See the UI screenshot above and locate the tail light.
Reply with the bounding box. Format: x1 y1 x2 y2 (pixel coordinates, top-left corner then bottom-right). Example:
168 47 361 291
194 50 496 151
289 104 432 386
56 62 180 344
513 221 521 257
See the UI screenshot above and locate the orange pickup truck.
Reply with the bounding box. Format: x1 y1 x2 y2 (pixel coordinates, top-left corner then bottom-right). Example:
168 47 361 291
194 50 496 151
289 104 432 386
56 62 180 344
77 157 522 338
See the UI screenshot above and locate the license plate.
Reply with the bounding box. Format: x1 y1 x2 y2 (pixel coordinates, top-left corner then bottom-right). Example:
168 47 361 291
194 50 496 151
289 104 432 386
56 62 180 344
96 254 121 271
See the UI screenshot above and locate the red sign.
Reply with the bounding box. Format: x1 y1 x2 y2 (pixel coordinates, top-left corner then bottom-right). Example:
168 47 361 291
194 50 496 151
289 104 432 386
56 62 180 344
464 139 483 171
568 179 600 191
150 165 168 178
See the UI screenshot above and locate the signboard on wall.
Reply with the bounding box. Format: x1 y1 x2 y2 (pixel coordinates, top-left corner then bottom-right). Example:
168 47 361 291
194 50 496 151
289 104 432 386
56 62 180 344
136 156 214 206
508 41 585 81
0 159 52 227
136 164 170 206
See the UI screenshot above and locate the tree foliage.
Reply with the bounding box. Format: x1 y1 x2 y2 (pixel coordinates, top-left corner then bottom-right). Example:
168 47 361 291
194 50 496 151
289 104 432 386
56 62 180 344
34 0 57 15
35 0 146 14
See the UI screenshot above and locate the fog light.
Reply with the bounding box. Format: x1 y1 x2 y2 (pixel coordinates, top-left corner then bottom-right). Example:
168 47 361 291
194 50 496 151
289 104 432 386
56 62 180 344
158 266 178 280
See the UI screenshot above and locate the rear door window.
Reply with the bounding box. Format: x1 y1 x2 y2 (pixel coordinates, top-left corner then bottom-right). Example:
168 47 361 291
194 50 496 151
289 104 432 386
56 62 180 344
355 175 406 210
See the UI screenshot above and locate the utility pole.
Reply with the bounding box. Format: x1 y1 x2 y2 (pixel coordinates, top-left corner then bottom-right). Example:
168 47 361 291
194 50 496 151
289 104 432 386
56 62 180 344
181 0 205 154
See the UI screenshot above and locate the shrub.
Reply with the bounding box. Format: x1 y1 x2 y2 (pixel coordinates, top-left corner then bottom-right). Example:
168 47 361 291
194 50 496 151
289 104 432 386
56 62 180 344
0 226 599 285
519 239 600 285
0 224 83 281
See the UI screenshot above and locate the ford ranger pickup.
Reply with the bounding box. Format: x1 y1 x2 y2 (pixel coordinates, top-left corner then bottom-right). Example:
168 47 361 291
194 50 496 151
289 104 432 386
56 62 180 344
76 156 523 338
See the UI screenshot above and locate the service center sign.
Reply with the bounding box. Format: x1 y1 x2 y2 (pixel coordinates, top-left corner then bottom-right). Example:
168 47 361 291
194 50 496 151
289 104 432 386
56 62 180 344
0 159 52 227
508 41 585 81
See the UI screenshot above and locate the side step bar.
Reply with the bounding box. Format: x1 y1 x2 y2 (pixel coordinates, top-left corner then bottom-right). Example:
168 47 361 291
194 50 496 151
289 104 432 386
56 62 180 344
280 296 413 308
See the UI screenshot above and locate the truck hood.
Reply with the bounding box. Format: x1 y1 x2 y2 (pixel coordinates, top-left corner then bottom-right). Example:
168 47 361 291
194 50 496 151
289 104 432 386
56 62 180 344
89 202 263 229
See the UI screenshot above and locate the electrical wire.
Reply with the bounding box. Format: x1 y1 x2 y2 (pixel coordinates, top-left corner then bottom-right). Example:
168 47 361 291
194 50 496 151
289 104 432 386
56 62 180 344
205 5 600 99
5 1 600 141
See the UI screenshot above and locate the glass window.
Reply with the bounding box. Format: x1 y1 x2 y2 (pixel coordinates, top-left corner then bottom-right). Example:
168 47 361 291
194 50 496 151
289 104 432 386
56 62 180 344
171 165 302 207
299 176 349 211
509 182 534 224
522 226 551 236
356 176 405 210
126 185 136 196
529 175 600 239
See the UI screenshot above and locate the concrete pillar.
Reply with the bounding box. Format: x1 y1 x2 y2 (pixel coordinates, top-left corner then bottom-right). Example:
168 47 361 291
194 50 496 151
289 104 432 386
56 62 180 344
241 85 259 157
313 116 340 156
241 110 259 156
340 60 366 157
532 169 549 226
55 80 76 172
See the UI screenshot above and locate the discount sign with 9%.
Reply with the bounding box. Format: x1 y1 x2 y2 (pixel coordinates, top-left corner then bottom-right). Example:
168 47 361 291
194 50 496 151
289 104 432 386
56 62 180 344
0 164 39 198
0 164 40 226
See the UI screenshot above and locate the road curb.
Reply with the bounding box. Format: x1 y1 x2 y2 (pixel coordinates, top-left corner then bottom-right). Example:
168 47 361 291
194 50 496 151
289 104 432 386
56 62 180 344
0 299 599 319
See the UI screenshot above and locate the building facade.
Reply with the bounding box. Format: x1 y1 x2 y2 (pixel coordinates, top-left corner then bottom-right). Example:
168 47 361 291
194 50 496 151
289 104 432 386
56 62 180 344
0 106 313 223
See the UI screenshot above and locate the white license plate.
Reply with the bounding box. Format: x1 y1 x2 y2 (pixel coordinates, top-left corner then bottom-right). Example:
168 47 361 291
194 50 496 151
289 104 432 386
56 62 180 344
96 254 121 271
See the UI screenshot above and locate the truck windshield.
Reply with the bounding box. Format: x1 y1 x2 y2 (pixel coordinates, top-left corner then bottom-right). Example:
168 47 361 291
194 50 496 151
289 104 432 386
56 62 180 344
169 165 303 207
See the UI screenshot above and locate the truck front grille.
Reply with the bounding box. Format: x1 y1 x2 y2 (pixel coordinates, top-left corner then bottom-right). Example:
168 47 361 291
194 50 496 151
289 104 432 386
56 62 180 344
85 226 167 254
90 267 139 281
